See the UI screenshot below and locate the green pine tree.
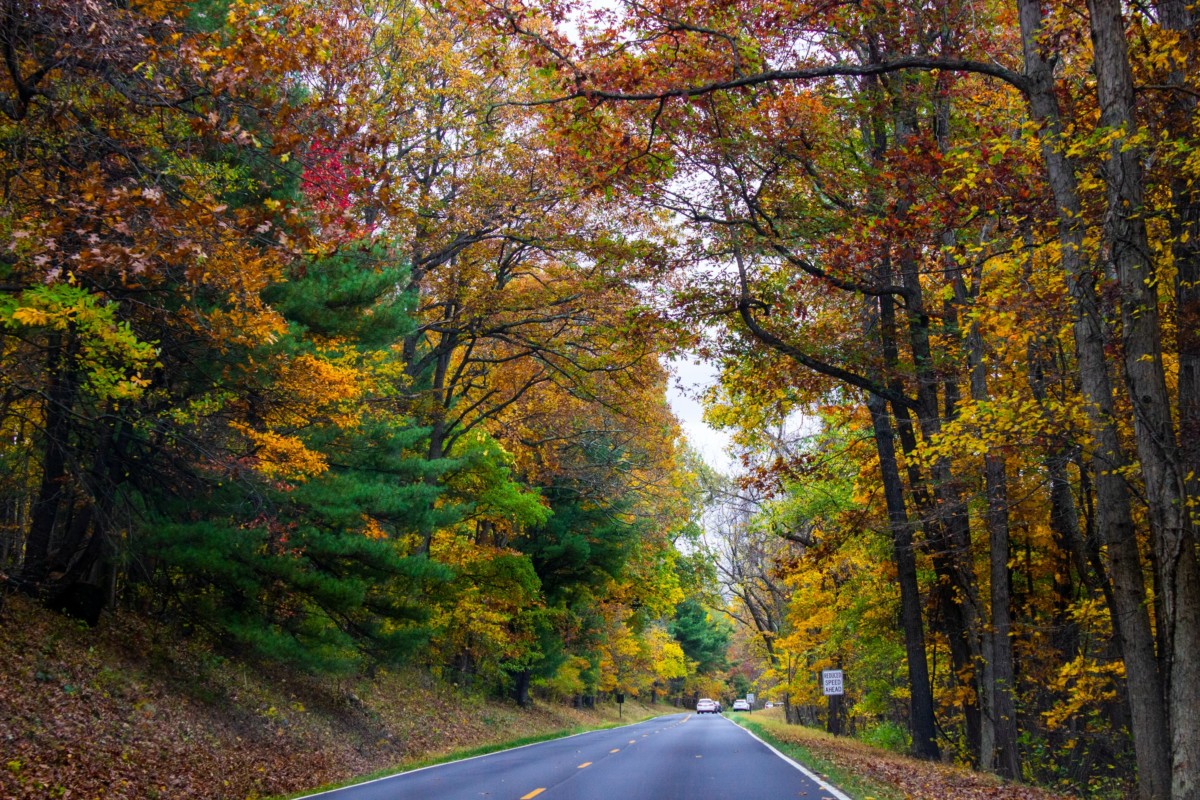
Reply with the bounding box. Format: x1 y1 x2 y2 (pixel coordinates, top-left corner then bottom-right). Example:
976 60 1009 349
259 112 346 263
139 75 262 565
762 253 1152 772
140 244 454 673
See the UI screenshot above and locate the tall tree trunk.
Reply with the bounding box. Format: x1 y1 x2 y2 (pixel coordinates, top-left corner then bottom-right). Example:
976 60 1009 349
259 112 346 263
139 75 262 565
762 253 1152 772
897 256 985 765
881 287 982 762
1016 2 1173 796
955 273 1021 780
878 93 984 759
1027 332 1109 626
1157 5 1200 798
866 390 941 759
1155 0 1200 520
1086 4 1200 797
862 253 941 759
854 81 940 760
22 331 78 587
980 434 1019 779
887 95 985 763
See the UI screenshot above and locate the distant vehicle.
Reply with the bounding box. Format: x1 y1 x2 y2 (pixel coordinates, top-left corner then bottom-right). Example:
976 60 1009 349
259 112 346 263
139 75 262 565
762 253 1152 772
696 698 720 714
764 701 774 708
732 699 751 711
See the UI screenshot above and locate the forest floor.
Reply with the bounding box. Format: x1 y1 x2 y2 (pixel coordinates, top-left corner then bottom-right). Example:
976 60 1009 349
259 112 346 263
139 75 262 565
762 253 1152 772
734 712 1084 800
0 594 665 800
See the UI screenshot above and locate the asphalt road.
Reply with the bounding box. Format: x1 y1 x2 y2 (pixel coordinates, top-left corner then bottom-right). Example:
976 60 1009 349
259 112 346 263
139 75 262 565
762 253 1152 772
300 712 849 800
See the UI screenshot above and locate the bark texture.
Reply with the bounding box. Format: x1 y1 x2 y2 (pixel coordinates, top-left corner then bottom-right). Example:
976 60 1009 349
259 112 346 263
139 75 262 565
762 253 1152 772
866 389 940 760
1086 2 1200 796
1016 1 1173 796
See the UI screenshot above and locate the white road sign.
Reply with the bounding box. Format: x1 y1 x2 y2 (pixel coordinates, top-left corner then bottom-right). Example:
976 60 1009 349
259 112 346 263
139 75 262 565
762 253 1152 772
821 669 844 696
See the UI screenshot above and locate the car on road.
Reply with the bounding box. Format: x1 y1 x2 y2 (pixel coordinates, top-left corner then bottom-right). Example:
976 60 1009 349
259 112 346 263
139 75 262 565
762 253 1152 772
764 701 774 708
732 699 751 711
695 698 720 714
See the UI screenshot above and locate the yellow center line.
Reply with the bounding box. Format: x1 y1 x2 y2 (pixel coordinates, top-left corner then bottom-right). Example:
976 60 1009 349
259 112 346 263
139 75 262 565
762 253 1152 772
520 790 545 800
610 748 620 753
628 739 636 744
578 761 592 768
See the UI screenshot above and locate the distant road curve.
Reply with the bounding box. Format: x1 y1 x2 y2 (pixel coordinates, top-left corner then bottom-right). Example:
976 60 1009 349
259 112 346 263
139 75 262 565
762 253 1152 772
298 712 851 800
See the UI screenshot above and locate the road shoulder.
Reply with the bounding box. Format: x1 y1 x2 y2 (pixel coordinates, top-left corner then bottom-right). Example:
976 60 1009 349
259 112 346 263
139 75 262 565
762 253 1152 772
724 716 853 800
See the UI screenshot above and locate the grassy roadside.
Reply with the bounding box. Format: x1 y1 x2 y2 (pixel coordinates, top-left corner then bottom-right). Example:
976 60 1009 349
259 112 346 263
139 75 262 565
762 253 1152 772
278 708 672 799
727 711 1080 800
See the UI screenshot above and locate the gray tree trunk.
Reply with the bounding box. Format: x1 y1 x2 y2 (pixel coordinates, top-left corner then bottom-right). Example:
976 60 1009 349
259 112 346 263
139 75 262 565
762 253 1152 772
897 253 985 765
866 389 941 759
954 273 1021 780
1156 5 1200 798
1086 4 1200 797
888 103 984 763
1154 0 1200 512
1016 1 1173 796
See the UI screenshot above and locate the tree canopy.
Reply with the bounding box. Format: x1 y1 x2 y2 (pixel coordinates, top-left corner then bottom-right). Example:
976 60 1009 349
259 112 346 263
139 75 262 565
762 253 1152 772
3 1 1198 797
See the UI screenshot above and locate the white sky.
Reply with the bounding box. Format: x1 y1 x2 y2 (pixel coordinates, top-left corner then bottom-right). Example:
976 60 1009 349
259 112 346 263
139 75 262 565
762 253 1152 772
665 354 735 474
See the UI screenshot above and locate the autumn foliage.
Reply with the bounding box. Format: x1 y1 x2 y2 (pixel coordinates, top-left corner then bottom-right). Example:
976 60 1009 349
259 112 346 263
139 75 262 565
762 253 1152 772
0 0 702 741
486 0 1197 796
3 0 1199 797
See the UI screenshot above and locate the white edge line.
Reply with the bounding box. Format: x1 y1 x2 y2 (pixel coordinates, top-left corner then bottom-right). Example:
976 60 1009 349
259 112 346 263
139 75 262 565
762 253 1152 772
293 713 682 799
726 717 854 800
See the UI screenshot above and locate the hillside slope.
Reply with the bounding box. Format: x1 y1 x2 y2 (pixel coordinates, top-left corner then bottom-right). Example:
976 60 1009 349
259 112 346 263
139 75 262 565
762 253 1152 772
0 596 657 799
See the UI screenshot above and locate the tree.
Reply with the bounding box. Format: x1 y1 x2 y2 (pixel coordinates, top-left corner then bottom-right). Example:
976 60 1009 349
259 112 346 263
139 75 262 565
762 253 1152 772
496 0 1197 790
1 0 305 600
669 597 731 675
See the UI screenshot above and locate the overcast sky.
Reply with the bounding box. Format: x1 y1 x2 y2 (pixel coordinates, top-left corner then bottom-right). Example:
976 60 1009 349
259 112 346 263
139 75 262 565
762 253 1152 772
665 355 734 474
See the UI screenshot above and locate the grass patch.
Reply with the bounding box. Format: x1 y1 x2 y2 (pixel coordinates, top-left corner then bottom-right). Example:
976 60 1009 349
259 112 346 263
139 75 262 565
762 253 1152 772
856 720 911 753
730 716 906 800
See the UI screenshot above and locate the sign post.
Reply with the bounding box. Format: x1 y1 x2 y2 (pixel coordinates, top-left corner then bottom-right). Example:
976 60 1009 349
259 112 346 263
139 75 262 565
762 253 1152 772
616 691 625 718
821 670 844 735
746 692 755 713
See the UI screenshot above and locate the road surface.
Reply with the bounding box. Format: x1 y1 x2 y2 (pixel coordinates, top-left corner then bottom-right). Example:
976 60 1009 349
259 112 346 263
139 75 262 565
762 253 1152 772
300 712 849 800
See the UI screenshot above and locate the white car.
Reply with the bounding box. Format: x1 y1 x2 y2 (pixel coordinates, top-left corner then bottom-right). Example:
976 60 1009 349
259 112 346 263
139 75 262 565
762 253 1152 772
695 698 720 714
732 699 751 711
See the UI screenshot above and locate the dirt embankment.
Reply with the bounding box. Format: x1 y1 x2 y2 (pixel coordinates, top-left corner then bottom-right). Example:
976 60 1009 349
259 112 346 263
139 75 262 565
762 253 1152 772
0 595 658 799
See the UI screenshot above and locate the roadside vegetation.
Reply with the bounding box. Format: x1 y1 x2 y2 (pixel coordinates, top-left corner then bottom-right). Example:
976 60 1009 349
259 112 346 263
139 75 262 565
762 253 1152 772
731 711 1079 800
0 594 666 800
